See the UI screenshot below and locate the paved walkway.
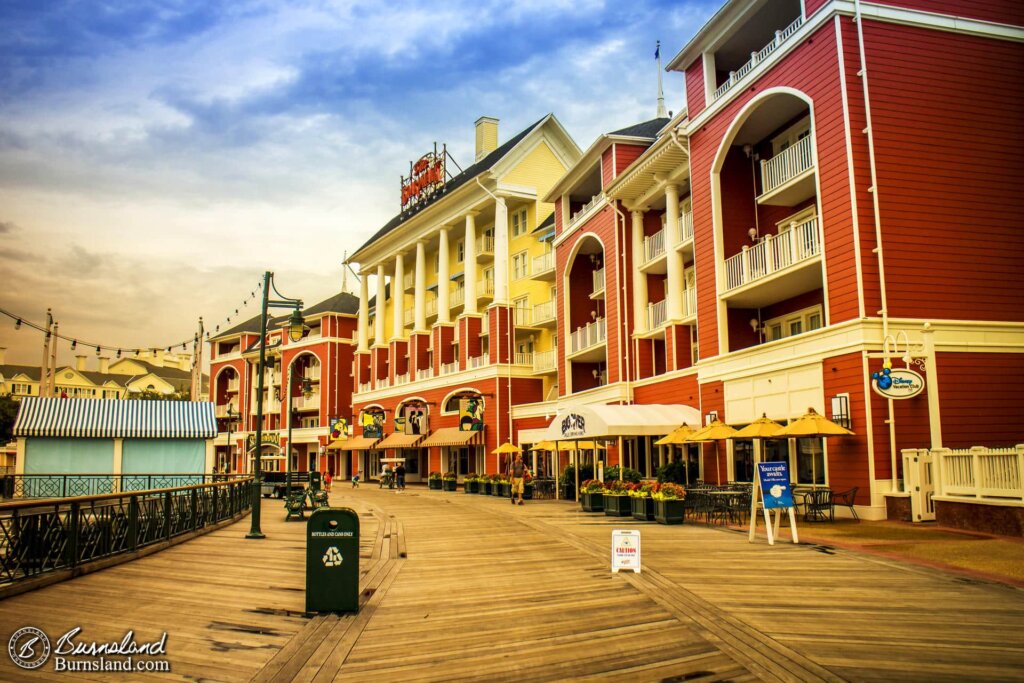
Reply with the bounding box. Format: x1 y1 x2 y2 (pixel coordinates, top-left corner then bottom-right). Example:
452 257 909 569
2 487 1023 682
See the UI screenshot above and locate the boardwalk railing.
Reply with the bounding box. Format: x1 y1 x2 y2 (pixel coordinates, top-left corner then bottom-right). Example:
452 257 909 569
3 473 250 499
0 477 253 585
934 445 1024 502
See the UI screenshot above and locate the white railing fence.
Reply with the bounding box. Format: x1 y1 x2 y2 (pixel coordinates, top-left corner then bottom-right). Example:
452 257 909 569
416 368 433 381
723 217 820 291
533 350 556 373
450 286 465 308
713 16 803 101
469 354 487 369
679 210 694 244
514 308 532 326
568 194 604 230
760 135 814 195
532 251 555 276
513 352 533 366
644 229 665 264
592 268 605 294
901 449 936 522
357 381 372 394
683 288 697 319
441 361 459 376
934 445 1024 502
533 300 555 324
476 234 495 255
647 300 667 330
570 318 607 354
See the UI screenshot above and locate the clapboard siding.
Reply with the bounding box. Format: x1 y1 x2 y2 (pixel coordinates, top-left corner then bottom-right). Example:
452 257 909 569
822 352 870 503
685 57 705 118
936 352 1024 448
614 143 647 177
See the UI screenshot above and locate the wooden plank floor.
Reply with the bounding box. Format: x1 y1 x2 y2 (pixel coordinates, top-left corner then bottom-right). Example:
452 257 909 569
2 487 1023 682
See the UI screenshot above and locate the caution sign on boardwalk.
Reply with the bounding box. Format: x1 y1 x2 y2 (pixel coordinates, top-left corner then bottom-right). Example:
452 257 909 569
611 529 641 574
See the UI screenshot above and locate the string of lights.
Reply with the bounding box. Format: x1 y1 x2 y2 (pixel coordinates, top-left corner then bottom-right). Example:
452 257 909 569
0 279 265 358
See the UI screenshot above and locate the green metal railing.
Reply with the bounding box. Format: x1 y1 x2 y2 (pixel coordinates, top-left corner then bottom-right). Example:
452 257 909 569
0 477 253 585
2 473 250 500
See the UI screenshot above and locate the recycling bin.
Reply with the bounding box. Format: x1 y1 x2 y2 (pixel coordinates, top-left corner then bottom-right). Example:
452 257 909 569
308 471 322 492
305 507 360 613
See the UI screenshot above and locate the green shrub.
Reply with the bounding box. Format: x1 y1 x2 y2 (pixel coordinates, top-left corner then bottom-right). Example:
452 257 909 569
603 465 641 483
656 461 688 485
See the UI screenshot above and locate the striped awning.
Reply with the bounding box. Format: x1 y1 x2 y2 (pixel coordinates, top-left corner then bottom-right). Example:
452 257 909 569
421 427 484 448
328 436 381 451
13 397 218 439
377 432 427 449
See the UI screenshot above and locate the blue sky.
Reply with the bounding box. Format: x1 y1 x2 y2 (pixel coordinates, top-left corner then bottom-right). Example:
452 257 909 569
0 0 718 366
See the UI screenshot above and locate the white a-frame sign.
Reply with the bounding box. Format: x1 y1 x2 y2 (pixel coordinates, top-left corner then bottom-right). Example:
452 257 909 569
748 461 799 545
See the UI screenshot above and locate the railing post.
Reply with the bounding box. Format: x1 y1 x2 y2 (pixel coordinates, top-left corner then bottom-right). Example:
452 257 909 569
790 222 800 262
971 446 983 498
128 495 139 551
741 245 751 286
164 490 172 540
191 487 199 530
67 501 80 568
62 475 68 499
1018 445 1024 502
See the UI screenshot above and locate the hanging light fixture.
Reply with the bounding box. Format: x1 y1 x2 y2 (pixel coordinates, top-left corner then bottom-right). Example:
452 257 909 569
71 339 77 350
116 350 122 358
14 318 21 330
288 308 306 342
95 345 101 355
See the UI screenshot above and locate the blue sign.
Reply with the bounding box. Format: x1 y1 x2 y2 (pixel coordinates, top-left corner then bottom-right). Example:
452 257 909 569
757 462 794 510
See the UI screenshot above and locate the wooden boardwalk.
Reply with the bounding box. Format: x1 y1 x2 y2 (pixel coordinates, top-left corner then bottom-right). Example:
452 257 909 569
1 487 1023 682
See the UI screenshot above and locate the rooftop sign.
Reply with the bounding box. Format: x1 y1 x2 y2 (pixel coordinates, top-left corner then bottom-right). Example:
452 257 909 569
401 144 448 213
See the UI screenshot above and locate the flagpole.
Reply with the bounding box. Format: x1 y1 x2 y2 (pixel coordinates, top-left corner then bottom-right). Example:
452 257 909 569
656 40 667 118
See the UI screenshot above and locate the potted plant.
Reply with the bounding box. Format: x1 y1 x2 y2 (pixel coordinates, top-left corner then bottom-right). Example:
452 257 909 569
523 472 534 500
630 482 656 521
481 475 493 495
653 482 686 524
463 473 478 494
603 479 632 517
428 471 442 491
580 480 605 513
442 471 457 492
493 474 508 497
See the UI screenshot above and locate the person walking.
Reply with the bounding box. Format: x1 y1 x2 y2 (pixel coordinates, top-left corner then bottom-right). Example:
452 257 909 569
510 454 529 506
351 470 360 488
395 462 406 491
324 471 332 493
380 463 391 489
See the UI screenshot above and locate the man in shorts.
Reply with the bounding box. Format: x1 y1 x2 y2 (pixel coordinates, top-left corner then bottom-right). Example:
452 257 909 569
510 453 529 506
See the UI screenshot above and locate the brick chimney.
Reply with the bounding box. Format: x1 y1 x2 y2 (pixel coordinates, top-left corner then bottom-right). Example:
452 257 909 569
475 116 499 161
76 355 87 371
98 356 110 374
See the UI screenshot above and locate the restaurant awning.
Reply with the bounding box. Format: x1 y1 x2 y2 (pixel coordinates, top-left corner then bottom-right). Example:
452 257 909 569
13 397 218 439
328 436 381 451
421 428 485 448
377 432 427 449
539 404 700 441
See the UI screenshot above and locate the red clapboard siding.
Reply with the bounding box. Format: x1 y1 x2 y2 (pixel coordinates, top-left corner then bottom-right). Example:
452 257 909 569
805 0 828 16
685 57 706 118
823 352 871 503
863 20 1024 321
689 20 856 361
614 143 647 178
601 148 614 189
873 0 1024 26
632 373 700 407
936 352 1024 448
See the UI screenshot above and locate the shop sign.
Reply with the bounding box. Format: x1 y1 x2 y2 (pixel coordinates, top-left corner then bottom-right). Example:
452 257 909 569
561 413 586 439
757 462 794 510
329 417 348 441
458 397 484 432
246 431 280 452
611 529 641 574
401 147 447 213
871 366 925 400
402 403 428 436
360 410 385 439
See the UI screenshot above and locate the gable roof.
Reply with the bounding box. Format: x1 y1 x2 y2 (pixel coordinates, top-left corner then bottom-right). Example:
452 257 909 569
302 291 359 318
0 365 42 382
350 115 550 259
609 117 671 139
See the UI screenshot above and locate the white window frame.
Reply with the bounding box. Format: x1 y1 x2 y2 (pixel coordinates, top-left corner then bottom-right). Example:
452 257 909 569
512 251 529 280
775 206 817 233
457 240 464 263
763 304 824 342
511 207 528 238
772 116 811 155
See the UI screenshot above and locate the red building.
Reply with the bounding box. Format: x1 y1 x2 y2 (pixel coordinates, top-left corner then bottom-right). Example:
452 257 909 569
208 292 359 478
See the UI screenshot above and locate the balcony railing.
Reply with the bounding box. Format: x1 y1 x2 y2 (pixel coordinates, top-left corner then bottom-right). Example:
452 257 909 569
440 361 459 376
250 399 281 415
377 376 391 390
570 318 607 355
724 217 820 291
292 393 320 411
647 300 667 330
644 229 665 264
514 308 532 326
934 445 1024 502
476 234 494 256
304 366 321 381
683 287 697 319
532 251 555 277
450 287 465 308
415 367 433 381
357 381 372 394
394 372 410 386
592 268 605 295
468 355 487 369
480 309 491 336
568 194 604 231
225 379 240 393
425 294 438 318
679 210 694 244
760 135 814 196
533 300 555 325
513 352 533 366
533 350 556 373
404 309 415 326
403 272 414 291
215 403 234 418
478 277 494 296
713 16 804 101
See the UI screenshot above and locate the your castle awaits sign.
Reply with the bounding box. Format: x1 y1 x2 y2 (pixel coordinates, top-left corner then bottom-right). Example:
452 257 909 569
401 144 448 213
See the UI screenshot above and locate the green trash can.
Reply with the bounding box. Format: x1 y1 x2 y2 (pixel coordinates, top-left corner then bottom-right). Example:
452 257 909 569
306 507 360 613
308 471 322 492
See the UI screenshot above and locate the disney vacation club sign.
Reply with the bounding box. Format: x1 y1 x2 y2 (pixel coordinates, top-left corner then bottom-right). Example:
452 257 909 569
871 365 925 400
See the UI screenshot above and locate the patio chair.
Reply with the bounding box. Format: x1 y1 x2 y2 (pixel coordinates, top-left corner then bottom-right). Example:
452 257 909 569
804 488 834 522
831 487 859 521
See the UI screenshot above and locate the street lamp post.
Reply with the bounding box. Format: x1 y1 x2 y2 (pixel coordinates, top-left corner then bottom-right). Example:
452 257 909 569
224 401 236 474
247 271 306 540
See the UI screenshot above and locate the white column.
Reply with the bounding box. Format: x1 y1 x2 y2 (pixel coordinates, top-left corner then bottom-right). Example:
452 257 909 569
375 264 386 343
437 227 450 323
631 209 648 333
414 240 427 332
357 272 369 352
665 184 684 321
464 212 479 314
393 252 405 339
493 199 509 304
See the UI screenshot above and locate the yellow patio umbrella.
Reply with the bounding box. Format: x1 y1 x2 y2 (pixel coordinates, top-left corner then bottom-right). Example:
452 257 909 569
729 414 785 440
491 442 522 455
532 440 556 451
777 407 855 438
685 420 738 484
655 423 696 446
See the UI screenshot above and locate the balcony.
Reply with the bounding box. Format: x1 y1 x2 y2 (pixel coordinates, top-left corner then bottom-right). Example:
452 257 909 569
225 378 240 393
569 318 607 361
468 354 487 369
513 352 533 366
514 307 538 328
215 403 234 418
415 367 433 381
377 376 391 390
532 300 556 326
713 16 804 102
394 372 410 386
567 194 606 232
531 251 555 280
478 276 494 299
450 286 465 308
533 350 556 374
250 399 281 415
677 210 694 247
425 294 438 319
292 393 320 411
722 217 822 307
304 366 321 382
476 234 494 258
683 287 697 321
404 309 415 327
643 229 666 269
758 135 815 206
647 300 667 330
480 309 490 336
591 268 605 299
440 361 459 376
357 381 372 394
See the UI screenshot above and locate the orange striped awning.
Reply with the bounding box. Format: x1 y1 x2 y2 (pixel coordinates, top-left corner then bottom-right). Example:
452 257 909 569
420 427 484 448
377 432 427 449
327 436 381 451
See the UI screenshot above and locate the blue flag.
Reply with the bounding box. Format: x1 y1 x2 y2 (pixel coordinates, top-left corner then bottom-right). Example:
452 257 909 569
655 43 660 60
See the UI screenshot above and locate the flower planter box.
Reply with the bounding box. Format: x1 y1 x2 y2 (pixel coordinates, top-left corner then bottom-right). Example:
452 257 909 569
442 479 457 492
494 483 508 497
428 479 442 490
604 494 632 517
631 496 655 521
482 482 492 495
580 492 604 513
562 483 576 501
654 499 685 525
464 481 478 494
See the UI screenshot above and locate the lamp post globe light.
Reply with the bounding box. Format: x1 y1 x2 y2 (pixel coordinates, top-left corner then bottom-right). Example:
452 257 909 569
248 271 305 540
224 401 236 473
